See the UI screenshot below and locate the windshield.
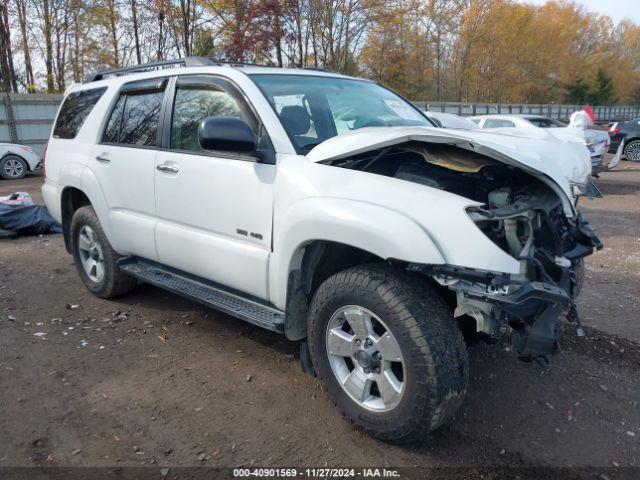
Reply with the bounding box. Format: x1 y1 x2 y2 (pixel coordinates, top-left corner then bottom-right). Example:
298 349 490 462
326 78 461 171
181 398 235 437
527 117 566 128
251 74 433 153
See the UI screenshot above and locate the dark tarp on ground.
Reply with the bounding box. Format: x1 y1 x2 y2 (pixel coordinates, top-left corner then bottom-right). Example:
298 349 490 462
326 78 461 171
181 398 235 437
0 203 62 235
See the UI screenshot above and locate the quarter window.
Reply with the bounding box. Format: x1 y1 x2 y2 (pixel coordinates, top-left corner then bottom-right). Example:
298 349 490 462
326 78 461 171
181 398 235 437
53 87 106 139
170 86 245 151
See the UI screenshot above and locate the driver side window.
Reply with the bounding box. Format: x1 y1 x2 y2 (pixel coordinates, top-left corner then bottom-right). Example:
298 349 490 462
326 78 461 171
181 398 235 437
170 85 245 152
273 95 319 149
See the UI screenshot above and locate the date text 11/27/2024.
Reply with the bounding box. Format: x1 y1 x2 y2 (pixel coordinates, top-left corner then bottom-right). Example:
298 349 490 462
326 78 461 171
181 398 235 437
232 468 401 478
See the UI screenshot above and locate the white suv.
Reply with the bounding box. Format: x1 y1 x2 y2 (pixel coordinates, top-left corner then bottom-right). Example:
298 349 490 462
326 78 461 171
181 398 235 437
42 58 602 441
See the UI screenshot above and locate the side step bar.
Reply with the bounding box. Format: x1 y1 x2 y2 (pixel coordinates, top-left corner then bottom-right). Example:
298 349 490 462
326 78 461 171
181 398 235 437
118 257 285 334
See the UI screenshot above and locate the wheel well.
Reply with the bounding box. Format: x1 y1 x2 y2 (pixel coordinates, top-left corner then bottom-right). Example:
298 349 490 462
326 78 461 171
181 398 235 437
61 188 91 253
284 241 383 340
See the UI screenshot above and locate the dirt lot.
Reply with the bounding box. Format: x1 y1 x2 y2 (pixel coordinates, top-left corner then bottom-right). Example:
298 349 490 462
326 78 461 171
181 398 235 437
0 164 639 476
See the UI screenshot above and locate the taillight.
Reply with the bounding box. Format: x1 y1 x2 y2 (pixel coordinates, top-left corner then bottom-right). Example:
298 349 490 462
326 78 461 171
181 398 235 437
42 142 48 178
609 123 621 134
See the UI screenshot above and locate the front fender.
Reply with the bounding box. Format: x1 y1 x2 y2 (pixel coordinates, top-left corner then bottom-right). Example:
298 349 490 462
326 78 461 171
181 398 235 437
268 197 446 309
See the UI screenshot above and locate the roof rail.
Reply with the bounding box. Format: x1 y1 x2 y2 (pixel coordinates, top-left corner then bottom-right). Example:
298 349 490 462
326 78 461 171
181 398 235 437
212 60 273 68
83 56 216 83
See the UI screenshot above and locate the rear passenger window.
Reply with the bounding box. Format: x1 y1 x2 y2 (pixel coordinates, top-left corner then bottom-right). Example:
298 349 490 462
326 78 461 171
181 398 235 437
102 96 125 143
102 80 166 146
53 88 106 139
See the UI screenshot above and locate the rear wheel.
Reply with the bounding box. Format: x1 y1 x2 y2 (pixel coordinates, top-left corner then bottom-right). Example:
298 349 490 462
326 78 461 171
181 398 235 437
0 155 28 180
624 140 640 162
308 264 468 442
70 206 137 298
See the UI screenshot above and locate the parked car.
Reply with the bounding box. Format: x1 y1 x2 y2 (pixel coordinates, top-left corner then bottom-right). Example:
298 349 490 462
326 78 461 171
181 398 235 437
469 114 614 174
0 143 41 180
608 120 640 161
423 111 480 130
42 58 601 441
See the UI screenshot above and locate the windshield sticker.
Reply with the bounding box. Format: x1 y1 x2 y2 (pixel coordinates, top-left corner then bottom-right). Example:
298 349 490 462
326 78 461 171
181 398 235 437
384 100 423 120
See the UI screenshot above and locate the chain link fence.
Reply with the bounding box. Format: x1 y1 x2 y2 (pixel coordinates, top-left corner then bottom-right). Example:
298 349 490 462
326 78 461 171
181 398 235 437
414 101 640 124
2 93 639 153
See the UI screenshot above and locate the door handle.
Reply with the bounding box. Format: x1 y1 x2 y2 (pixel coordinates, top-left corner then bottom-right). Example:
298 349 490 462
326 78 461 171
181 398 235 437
156 163 179 173
95 154 111 163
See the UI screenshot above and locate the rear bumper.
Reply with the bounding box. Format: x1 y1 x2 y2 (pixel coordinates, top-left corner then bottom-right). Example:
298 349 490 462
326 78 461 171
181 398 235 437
41 179 61 224
608 139 623 153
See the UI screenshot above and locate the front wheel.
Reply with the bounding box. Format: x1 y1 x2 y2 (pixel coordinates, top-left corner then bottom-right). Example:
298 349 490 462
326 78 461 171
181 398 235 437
307 264 468 442
0 155 28 180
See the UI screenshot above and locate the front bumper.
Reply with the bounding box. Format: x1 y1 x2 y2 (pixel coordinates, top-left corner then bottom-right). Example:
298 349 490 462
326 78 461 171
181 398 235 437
411 214 602 362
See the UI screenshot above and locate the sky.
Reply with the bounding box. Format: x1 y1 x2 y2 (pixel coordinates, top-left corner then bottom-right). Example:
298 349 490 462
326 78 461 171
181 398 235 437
523 0 640 25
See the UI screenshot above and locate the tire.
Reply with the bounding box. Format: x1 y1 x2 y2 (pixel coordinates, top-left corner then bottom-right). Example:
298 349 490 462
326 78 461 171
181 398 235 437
70 205 137 298
0 155 28 180
307 264 468 442
624 139 640 162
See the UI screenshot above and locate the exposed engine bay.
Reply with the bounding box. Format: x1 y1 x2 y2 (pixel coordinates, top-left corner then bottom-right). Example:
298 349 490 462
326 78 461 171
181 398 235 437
324 142 603 363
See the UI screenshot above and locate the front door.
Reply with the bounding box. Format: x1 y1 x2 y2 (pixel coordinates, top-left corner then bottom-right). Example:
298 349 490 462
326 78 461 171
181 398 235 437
154 75 274 300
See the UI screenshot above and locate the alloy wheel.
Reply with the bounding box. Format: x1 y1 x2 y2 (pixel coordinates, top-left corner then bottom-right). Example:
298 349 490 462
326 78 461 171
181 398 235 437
325 305 405 412
626 141 640 162
77 225 105 282
3 158 25 178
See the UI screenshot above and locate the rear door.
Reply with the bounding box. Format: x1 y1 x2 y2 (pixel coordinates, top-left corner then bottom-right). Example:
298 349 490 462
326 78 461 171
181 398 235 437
153 75 275 299
91 78 169 260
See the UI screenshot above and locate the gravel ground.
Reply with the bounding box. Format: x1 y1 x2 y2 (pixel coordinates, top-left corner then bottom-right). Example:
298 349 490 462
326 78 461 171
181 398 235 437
0 164 639 477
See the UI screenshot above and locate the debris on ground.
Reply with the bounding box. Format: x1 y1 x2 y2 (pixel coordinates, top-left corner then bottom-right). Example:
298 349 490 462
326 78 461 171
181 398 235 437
112 310 129 322
0 193 61 236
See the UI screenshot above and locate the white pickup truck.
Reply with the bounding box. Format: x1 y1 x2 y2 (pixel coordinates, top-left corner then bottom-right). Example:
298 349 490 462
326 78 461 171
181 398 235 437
42 58 602 441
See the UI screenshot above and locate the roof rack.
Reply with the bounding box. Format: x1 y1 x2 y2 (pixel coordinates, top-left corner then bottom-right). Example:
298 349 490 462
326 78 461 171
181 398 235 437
84 57 279 83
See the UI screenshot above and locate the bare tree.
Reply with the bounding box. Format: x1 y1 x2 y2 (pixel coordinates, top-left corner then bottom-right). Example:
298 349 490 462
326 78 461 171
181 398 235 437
0 0 18 91
13 0 35 91
130 0 141 63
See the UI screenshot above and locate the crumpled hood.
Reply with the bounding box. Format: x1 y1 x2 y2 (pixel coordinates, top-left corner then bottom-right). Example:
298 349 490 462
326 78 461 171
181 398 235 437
306 126 592 203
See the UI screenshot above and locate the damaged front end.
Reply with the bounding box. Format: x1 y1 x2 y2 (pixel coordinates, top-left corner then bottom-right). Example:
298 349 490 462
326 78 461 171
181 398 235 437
398 148 603 363
322 139 602 363
417 200 601 363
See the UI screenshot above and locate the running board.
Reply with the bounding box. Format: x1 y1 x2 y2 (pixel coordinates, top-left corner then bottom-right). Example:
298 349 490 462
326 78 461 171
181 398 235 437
118 257 285 333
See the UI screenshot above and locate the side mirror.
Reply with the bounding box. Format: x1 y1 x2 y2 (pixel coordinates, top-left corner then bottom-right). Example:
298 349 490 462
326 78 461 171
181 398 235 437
198 116 257 153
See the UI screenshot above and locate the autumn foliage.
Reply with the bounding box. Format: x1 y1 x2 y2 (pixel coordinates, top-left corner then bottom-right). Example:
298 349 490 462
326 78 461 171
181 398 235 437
1 0 638 104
